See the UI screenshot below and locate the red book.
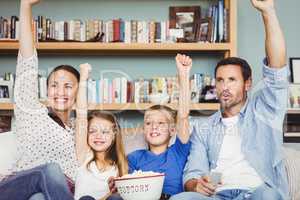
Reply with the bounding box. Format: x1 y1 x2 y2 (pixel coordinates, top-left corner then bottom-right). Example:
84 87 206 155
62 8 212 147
113 19 120 42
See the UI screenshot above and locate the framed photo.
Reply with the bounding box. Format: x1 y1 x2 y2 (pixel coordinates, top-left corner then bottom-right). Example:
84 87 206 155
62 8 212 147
290 57 300 83
169 6 201 42
0 80 13 103
288 84 300 109
194 17 212 42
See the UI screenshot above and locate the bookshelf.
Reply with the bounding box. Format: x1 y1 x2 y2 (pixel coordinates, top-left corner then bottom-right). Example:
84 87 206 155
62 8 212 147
0 0 237 112
0 41 235 56
284 111 300 143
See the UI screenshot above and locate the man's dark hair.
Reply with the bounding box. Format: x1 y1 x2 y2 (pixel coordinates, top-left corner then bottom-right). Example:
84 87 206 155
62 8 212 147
47 65 80 86
214 57 252 81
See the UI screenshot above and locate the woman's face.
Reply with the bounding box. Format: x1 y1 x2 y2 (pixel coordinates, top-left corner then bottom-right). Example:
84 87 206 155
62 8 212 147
47 70 78 112
88 117 115 153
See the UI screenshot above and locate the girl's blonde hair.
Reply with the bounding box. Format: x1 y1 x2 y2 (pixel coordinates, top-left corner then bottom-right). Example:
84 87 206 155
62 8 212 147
86 111 128 176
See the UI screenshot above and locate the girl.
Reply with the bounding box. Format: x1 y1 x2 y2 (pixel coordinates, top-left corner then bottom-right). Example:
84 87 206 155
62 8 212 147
75 65 128 200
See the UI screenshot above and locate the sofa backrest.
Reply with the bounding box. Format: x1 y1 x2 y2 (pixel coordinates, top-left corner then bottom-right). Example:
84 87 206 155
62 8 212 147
0 131 18 175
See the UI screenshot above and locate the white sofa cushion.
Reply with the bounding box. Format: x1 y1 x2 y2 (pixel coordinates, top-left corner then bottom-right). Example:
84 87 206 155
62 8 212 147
0 131 18 176
284 147 300 200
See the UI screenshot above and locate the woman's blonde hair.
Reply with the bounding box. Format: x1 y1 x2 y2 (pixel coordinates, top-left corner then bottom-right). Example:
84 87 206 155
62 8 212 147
86 111 128 176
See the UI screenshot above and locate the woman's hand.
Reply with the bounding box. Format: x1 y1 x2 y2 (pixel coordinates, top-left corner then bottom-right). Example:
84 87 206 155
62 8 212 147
79 63 92 81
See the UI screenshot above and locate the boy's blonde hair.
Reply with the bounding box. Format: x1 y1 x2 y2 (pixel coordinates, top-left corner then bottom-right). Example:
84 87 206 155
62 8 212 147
86 111 128 176
144 105 177 124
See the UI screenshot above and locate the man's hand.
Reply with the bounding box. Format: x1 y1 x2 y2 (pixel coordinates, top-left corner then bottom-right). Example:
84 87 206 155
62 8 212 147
194 176 217 196
108 176 118 193
79 63 92 81
176 53 192 77
251 0 275 14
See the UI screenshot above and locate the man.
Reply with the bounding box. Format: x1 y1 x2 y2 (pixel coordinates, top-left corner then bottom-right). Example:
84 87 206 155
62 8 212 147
170 0 289 200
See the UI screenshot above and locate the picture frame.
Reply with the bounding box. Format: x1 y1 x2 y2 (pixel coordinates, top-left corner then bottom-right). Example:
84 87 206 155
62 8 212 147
290 57 300 83
288 84 300 109
169 6 201 42
0 80 13 103
194 17 212 42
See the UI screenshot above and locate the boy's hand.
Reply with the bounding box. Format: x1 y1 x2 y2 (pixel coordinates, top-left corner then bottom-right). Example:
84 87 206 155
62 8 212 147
108 176 118 193
194 176 217 196
251 0 275 14
176 53 192 76
21 0 40 6
79 63 92 81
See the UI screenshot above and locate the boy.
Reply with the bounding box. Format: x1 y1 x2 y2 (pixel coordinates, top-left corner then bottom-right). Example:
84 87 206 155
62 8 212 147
127 54 192 199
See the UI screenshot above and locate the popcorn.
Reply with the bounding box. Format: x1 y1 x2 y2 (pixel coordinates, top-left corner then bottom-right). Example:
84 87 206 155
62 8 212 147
117 170 163 179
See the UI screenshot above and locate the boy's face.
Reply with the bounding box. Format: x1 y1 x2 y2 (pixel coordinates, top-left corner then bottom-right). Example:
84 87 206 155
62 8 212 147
143 110 174 148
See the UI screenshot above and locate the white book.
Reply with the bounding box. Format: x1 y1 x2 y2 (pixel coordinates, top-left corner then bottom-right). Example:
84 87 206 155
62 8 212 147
98 79 103 104
105 21 109 43
161 21 166 43
80 21 86 42
68 20 75 40
54 22 59 40
137 21 143 43
114 77 121 104
87 79 97 104
15 21 19 40
103 78 109 103
121 77 127 103
143 21 148 43
124 21 131 44
218 0 224 42
134 81 140 103
59 21 65 41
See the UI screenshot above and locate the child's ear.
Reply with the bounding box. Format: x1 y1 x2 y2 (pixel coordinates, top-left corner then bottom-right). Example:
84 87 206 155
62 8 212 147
169 124 176 136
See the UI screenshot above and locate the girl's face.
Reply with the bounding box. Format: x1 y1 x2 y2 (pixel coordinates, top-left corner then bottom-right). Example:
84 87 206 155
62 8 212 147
143 110 174 147
47 70 78 112
88 117 115 152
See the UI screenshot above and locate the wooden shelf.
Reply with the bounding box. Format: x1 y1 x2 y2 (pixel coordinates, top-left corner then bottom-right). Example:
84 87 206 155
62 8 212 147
0 41 234 55
0 102 220 111
287 109 300 114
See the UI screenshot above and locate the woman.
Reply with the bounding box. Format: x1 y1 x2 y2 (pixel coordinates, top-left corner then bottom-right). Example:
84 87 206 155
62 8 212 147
0 0 90 199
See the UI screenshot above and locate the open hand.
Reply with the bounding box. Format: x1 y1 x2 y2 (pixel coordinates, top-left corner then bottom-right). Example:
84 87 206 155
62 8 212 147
79 63 92 81
176 53 192 76
251 0 275 14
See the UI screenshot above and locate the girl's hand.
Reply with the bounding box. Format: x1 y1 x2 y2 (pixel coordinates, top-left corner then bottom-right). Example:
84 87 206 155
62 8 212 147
108 176 118 193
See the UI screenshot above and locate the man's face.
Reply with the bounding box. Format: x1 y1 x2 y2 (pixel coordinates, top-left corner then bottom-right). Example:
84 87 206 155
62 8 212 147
216 64 251 111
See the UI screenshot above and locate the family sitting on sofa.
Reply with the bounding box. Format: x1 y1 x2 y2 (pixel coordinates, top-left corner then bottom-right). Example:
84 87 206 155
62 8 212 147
0 0 297 200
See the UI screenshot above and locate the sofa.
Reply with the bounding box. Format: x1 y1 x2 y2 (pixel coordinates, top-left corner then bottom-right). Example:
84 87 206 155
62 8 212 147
1 131 299 200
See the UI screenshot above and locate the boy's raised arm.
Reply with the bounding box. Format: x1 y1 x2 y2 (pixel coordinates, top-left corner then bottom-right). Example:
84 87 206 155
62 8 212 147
176 54 192 144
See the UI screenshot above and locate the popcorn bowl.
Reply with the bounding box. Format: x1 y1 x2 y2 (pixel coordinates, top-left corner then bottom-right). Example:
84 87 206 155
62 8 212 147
114 172 165 200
